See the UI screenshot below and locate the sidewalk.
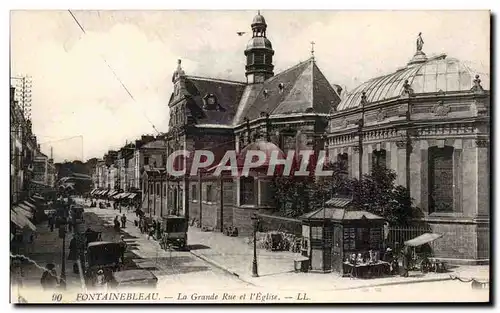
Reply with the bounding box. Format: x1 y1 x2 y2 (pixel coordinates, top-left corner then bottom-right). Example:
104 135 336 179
13 219 86 290
188 226 490 291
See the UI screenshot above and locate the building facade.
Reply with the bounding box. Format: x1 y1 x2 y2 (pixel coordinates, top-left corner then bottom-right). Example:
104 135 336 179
164 12 341 235
326 41 490 263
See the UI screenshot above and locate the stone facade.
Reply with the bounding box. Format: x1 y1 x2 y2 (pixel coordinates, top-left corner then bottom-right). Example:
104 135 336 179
326 50 490 263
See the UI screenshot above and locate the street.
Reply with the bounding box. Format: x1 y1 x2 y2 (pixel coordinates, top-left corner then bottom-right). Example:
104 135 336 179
11 198 489 303
12 199 252 293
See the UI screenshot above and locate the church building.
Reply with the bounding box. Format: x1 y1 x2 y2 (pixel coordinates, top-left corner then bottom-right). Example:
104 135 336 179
164 11 341 236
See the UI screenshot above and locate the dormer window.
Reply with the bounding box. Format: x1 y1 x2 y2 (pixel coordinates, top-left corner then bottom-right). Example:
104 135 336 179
278 83 284 93
203 93 225 111
263 89 269 98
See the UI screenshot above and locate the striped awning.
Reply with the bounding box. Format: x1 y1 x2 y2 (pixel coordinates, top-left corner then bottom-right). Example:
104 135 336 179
128 193 138 199
11 210 36 231
18 203 34 215
32 194 45 201
22 201 36 209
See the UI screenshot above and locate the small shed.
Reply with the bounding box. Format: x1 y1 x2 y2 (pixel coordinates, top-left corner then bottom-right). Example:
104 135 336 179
300 197 385 273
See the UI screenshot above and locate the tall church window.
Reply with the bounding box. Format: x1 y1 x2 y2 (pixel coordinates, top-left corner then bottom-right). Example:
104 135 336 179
428 146 454 213
240 176 255 205
372 149 387 170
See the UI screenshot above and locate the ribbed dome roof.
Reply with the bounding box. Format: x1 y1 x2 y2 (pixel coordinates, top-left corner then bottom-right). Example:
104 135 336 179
337 54 490 111
246 37 273 50
252 13 266 26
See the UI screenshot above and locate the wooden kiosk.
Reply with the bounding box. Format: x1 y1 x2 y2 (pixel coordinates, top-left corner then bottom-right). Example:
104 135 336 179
300 197 386 274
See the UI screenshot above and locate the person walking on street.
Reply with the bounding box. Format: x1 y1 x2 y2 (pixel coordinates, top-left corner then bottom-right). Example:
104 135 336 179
400 245 411 277
119 235 127 264
48 214 54 232
40 263 59 290
147 221 156 240
114 216 121 232
121 214 127 228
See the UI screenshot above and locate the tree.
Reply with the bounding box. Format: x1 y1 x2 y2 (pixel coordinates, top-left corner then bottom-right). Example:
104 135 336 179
271 161 421 226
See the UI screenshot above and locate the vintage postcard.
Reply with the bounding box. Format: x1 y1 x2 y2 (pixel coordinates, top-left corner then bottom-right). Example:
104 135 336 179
9 10 491 304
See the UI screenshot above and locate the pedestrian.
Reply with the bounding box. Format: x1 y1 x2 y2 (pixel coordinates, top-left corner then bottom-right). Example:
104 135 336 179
121 214 127 228
119 235 127 264
400 245 411 277
95 269 106 288
114 216 120 232
40 263 59 290
48 214 54 232
68 237 78 274
148 222 155 240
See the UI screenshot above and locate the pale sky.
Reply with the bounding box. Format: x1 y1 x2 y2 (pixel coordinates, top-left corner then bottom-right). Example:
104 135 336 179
10 10 490 162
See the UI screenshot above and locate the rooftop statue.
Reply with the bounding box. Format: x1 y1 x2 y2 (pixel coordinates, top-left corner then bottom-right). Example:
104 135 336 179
416 32 424 52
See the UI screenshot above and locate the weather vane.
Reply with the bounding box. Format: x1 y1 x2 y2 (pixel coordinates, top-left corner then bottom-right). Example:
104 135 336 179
310 41 315 59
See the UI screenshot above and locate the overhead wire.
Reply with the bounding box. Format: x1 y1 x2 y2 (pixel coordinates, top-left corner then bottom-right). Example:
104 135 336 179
67 10 161 135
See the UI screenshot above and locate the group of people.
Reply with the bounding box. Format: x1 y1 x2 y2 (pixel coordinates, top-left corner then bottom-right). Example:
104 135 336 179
382 245 413 277
113 214 127 232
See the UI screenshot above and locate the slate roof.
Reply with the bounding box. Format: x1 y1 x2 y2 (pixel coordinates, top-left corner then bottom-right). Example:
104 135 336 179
300 207 384 221
232 58 341 125
300 196 384 221
178 58 341 127
141 139 166 150
183 76 247 125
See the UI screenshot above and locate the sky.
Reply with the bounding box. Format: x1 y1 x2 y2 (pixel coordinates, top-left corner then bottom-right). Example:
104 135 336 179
10 10 490 162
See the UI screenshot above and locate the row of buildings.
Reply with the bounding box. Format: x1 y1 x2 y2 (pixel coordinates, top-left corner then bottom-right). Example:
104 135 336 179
92 135 169 212
10 82 56 204
93 12 489 264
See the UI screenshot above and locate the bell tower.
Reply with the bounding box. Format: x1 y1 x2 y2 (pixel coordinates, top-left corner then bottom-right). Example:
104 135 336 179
244 11 275 84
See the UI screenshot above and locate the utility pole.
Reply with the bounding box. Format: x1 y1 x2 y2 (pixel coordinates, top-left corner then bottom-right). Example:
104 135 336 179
12 76 32 120
358 92 367 181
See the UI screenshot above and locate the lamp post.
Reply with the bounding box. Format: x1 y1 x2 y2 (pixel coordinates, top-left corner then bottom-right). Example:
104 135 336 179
58 218 67 289
251 213 260 277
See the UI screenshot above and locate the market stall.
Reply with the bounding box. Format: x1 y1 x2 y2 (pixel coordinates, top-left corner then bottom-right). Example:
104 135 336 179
300 197 388 276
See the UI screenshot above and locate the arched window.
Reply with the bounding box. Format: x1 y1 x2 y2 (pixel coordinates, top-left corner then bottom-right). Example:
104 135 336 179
372 149 387 170
240 176 255 205
428 146 454 213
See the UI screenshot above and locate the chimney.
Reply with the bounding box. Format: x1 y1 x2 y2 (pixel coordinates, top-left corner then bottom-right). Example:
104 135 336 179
50 147 53 159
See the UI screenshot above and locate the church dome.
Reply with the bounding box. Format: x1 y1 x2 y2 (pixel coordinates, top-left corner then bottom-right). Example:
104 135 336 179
337 54 490 111
252 13 266 26
237 138 285 171
246 37 273 50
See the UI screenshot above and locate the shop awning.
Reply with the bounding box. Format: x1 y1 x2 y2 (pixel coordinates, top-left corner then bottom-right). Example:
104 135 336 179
90 188 98 195
14 205 33 220
18 203 35 215
114 193 124 199
404 233 444 247
22 201 36 209
11 210 36 231
128 193 138 199
32 194 45 201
